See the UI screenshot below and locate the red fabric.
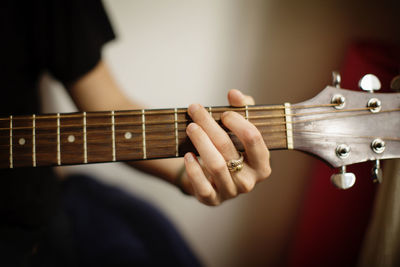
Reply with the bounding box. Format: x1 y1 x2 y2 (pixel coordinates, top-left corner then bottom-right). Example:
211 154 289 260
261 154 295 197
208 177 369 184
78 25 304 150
287 42 400 267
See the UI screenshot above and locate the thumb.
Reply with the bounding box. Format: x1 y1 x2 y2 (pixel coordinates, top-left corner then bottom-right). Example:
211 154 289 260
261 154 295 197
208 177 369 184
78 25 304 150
227 89 255 107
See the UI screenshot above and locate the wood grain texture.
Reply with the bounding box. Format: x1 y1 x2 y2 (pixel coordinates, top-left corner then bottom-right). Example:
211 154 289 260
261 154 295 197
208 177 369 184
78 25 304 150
0 105 287 169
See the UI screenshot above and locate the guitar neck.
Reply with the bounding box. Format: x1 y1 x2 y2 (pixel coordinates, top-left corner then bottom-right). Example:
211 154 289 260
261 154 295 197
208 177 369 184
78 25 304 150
0 105 290 169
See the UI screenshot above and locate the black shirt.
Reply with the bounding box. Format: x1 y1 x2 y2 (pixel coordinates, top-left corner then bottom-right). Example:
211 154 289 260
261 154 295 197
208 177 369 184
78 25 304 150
0 0 114 230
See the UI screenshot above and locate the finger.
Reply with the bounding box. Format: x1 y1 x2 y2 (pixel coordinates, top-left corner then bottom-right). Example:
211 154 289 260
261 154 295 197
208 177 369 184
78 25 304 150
228 89 255 107
231 167 257 194
186 123 238 198
188 103 239 160
221 111 271 178
184 153 219 206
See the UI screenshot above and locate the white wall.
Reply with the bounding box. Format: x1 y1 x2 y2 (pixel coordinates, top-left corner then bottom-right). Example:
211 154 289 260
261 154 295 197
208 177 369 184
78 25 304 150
41 1 399 266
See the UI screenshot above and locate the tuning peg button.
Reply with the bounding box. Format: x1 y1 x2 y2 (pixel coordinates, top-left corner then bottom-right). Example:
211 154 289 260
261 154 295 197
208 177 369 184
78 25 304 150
372 159 383 183
336 144 350 158
359 74 381 92
332 71 341 88
331 166 356 189
390 75 400 91
331 94 346 109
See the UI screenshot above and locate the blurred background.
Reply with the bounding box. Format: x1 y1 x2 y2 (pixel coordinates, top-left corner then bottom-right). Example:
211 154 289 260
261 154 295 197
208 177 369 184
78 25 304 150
40 0 399 266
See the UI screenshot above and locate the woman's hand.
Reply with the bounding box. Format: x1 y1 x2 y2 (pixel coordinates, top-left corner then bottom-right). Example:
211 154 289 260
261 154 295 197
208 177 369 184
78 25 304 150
183 89 271 206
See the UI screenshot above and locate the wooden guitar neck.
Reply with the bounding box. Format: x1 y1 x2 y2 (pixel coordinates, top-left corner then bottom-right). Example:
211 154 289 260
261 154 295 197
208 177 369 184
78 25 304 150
0 105 288 169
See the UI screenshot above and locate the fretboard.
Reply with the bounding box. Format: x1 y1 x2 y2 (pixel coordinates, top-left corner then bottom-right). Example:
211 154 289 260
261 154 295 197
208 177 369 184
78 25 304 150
0 105 289 169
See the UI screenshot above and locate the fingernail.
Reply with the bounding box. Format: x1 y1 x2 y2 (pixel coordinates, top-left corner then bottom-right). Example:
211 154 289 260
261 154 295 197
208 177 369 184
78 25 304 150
186 123 198 134
221 111 234 120
188 103 201 115
185 153 195 162
221 111 230 120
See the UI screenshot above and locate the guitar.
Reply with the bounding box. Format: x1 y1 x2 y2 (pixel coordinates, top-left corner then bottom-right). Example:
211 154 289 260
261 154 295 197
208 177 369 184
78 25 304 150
1 74 399 189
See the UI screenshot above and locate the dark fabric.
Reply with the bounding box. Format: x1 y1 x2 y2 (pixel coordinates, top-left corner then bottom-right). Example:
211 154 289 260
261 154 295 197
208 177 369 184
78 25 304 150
1 2 200 266
41 175 201 267
0 0 115 264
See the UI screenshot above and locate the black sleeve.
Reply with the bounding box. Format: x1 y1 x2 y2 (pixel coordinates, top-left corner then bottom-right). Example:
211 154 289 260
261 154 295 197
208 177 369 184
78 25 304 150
44 0 115 84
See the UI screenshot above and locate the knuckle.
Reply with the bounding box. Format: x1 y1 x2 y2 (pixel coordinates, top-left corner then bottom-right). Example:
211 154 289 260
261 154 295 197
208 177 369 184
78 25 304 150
205 200 220 207
218 139 233 153
208 161 227 176
198 194 219 206
221 111 234 123
258 164 272 180
237 178 255 193
223 188 237 199
242 128 263 146
197 187 213 200
184 164 196 178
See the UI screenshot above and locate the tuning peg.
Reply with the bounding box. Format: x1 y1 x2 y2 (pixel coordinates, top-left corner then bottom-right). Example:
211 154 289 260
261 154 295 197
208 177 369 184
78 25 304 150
332 71 341 88
331 166 356 189
359 74 381 93
372 159 383 183
390 75 400 91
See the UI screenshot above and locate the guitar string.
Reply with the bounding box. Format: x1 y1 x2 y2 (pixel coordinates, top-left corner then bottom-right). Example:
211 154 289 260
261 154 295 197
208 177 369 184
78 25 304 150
1 128 399 149
0 104 367 123
0 126 286 141
290 130 400 141
3 129 398 142
291 134 400 142
2 134 398 154
0 109 398 143
0 105 389 129
0 103 339 122
0 107 397 132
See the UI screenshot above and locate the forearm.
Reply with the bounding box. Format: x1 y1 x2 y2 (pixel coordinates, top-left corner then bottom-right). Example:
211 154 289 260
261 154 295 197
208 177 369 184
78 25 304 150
129 158 188 188
66 60 270 205
67 60 185 187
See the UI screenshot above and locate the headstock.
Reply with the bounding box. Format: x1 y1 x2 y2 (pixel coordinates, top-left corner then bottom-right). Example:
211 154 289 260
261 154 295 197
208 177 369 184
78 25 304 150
292 72 400 189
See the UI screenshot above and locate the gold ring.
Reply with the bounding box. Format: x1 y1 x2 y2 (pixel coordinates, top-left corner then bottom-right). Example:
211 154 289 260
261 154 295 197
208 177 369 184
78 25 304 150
227 152 244 173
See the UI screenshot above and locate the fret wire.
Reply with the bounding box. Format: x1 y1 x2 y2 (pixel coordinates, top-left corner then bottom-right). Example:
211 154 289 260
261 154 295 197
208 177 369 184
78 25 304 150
57 113 61 165
208 106 212 116
284 103 294 150
32 114 36 167
9 116 13 168
83 112 87 164
245 105 249 121
174 108 179 157
142 109 147 159
111 111 116 162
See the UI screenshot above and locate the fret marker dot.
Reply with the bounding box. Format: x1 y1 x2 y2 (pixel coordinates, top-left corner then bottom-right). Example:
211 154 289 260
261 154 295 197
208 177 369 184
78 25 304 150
19 138 26 146
68 135 75 143
124 132 132 139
